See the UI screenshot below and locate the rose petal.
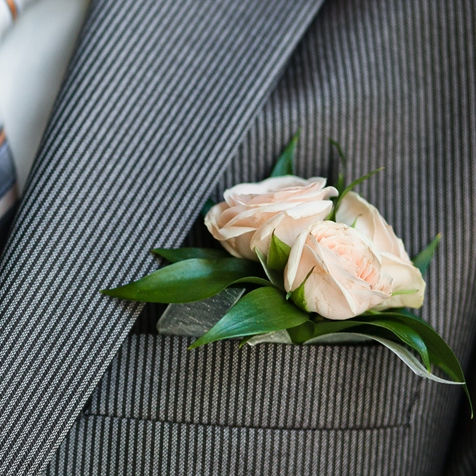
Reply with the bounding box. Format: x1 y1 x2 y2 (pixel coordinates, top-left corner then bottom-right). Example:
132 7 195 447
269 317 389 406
376 253 426 309
336 191 410 261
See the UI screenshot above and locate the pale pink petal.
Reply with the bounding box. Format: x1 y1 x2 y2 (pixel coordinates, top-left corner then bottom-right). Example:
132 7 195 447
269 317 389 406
336 191 409 261
284 230 309 291
376 253 425 309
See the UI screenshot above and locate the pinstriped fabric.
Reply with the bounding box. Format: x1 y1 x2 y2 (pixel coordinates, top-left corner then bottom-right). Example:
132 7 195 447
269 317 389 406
445 350 476 476
45 0 475 474
47 415 410 475
83 336 419 430
0 0 325 474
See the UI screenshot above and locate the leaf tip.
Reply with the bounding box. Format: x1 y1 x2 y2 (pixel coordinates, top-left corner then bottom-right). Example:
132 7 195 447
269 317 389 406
289 267 314 312
100 288 114 296
464 385 474 419
238 339 248 349
188 333 212 349
151 248 166 259
201 198 216 217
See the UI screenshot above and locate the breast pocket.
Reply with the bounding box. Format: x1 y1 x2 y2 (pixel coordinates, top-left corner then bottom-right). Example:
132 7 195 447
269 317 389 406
74 334 421 475
85 334 419 430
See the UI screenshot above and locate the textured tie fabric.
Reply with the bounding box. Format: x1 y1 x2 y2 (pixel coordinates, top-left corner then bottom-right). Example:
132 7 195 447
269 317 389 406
0 0 324 474
0 125 17 248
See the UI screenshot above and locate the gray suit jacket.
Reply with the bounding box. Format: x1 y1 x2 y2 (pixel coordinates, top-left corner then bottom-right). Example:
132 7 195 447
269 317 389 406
0 0 474 474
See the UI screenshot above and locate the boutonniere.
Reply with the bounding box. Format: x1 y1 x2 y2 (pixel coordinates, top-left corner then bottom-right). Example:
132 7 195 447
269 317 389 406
102 133 472 417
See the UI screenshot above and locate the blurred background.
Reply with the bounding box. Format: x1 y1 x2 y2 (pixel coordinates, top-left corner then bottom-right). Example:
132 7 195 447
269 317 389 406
0 0 88 192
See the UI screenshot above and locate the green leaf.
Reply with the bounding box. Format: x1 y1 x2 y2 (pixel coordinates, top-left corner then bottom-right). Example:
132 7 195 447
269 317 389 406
391 289 418 296
288 312 472 417
364 308 424 322
270 130 300 177
412 233 441 275
329 138 347 166
101 258 268 303
267 233 291 271
289 268 314 312
392 308 423 320
287 318 363 344
329 167 384 220
255 248 283 289
188 286 310 349
304 332 464 386
372 311 472 417
289 316 429 372
201 198 216 217
303 332 371 344
238 336 253 348
152 247 228 263
358 318 431 372
372 312 464 378
363 334 465 385
329 138 347 193
245 329 293 346
341 167 384 199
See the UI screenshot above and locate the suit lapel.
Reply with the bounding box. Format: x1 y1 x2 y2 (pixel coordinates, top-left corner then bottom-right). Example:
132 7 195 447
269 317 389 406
0 0 325 473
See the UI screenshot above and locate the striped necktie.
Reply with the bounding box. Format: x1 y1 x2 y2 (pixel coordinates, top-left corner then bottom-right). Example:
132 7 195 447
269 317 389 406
0 125 17 248
0 0 324 473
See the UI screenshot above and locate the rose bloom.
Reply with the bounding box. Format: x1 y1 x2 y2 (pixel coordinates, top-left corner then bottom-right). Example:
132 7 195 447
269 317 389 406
336 191 425 310
205 176 338 260
284 221 393 319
